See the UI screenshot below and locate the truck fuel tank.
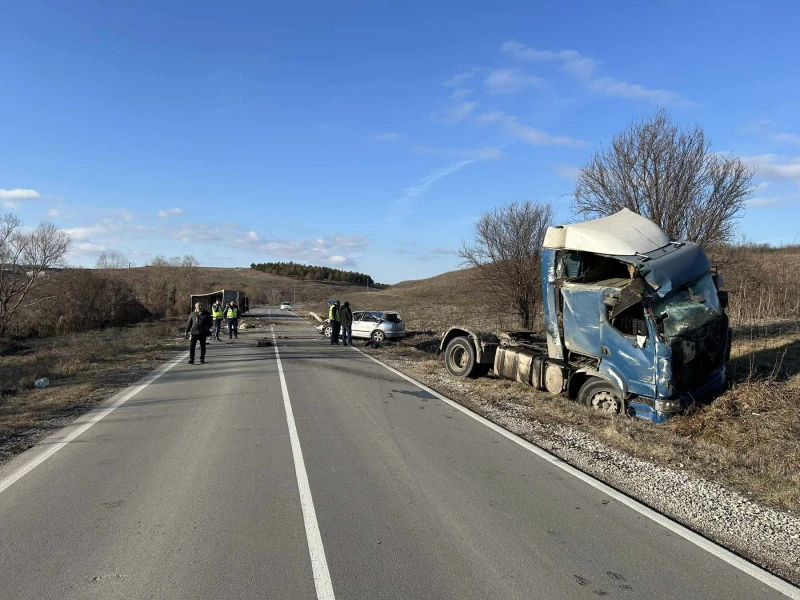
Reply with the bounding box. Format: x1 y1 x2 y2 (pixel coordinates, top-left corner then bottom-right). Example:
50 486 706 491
494 346 566 393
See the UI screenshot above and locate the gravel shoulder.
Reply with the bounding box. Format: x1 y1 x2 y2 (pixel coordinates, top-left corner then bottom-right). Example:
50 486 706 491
359 345 800 587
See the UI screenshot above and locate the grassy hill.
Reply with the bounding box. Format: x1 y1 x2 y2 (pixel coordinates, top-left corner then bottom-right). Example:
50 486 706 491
300 266 520 334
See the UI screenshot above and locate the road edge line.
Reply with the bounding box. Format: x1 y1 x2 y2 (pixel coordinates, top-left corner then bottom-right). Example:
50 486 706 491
0 350 189 496
271 324 336 600
349 345 800 600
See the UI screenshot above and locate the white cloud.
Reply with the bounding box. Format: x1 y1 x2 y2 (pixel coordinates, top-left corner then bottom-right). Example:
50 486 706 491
435 84 479 125
772 132 800 146
742 154 800 185
247 231 259 241
501 40 693 106
477 111 585 147
443 69 479 88
484 68 546 95
413 145 505 160
62 223 114 241
157 207 184 218
403 159 476 199
443 98 478 124
556 165 581 180
748 196 784 207
48 209 61 218
0 188 40 200
373 132 402 142
328 255 348 264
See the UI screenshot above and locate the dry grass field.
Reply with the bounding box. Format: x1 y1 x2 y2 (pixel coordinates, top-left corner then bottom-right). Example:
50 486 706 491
0 322 184 462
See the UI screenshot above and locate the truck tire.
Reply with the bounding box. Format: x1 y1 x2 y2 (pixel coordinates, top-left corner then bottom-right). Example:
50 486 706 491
577 378 623 415
444 336 483 378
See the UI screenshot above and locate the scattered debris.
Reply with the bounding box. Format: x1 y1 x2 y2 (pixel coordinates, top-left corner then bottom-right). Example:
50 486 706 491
257 339 273 347
34 378 50 389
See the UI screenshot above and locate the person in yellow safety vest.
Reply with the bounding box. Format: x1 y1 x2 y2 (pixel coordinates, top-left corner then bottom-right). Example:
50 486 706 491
225 300 239 340
328 300 341 345
211 299 225 341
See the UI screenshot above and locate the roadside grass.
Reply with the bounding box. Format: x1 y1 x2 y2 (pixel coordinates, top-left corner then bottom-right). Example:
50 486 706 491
0 321 184 463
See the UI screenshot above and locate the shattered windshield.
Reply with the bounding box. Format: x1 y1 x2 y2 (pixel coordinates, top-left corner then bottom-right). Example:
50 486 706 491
650 274 721 339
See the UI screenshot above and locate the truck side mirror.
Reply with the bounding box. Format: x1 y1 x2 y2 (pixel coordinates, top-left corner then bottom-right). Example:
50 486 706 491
718 290 729 309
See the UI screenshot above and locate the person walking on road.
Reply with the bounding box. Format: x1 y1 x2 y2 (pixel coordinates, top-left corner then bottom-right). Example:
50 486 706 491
225 300 239 339
186 302 212 364
329 300 341 345
340 301 353 346
211 298 224 341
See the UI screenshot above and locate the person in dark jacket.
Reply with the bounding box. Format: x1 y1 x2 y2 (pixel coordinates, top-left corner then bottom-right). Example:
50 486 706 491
339 301 353 346
328 300 341 345
186 302 212 364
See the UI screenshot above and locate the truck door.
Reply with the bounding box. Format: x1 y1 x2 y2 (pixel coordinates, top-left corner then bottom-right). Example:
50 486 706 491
599 302 656 398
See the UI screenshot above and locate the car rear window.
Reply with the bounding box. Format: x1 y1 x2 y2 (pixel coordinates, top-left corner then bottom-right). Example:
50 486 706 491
381 313 401 323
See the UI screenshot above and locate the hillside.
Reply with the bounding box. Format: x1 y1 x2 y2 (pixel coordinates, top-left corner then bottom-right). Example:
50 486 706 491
301 267 519 334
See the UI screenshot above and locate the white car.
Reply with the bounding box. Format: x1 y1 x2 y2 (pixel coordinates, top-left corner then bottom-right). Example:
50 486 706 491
280 302 292 310
316 310 406 342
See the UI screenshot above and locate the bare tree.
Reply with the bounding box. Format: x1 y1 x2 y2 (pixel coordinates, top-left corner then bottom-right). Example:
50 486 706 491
460 201 554 329
573 109 755 247
0 213 71 336
95 250 129 270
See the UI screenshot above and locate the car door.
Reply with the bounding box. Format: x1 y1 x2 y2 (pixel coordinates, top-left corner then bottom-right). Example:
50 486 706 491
358 312 381 338
351 312 366 337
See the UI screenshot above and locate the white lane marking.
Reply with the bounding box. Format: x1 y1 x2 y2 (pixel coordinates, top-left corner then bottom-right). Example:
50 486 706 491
271 324 335 600
0 350 189 496
349 346 800 599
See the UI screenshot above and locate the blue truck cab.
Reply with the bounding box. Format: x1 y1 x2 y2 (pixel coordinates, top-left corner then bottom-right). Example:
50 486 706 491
440 209 731 423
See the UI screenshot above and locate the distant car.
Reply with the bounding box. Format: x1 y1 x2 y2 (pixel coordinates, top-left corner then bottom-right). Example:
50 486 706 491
280 302 292 310
316 310 406 342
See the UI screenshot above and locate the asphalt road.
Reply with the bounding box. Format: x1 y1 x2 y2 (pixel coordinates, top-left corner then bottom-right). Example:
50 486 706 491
0 306 794 599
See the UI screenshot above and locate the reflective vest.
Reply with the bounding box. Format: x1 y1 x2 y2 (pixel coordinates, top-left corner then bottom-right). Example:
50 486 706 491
329 304 339 321
212 305 224 319
228 307 238 319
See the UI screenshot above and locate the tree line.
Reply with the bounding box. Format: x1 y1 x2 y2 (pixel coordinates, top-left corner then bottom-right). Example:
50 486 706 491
250 261 386 287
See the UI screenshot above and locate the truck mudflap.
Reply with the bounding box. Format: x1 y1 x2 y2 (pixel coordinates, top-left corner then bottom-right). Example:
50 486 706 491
439 326 499 365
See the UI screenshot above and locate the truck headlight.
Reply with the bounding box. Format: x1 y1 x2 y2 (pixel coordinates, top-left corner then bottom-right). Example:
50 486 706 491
655 399 682 413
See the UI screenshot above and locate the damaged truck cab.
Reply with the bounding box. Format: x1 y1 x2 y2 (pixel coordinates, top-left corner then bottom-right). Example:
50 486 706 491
440 209 732 423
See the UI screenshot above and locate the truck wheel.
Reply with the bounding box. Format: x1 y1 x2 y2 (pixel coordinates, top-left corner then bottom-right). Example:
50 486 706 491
371 329 386 342
577 379 623 415
445 336 482 378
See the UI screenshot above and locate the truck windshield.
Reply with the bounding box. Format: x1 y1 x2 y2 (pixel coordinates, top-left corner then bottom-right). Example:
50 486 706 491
650 273 721 339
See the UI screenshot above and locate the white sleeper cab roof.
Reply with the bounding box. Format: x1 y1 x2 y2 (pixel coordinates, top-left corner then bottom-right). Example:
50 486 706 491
543 208 671 256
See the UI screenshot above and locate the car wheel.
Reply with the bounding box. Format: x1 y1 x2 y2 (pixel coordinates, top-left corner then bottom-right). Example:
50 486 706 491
577 378 624 415
323 325 332 337
444 336 484 378
371 329 386 342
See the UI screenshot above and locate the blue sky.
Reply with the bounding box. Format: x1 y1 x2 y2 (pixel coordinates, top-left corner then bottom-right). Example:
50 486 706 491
2 0 799 283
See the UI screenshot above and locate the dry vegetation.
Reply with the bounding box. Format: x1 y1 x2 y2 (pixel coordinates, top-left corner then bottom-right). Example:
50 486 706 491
299 247 800 513
0 322 184 462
